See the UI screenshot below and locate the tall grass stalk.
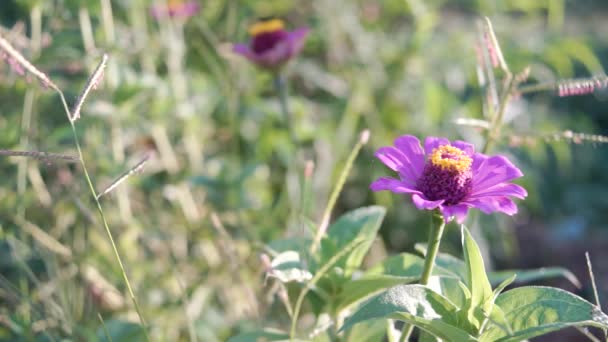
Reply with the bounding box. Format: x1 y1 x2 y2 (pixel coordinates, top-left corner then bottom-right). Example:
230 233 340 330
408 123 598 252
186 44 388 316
310 130 370 254
54 73 150 341
0 38 150 339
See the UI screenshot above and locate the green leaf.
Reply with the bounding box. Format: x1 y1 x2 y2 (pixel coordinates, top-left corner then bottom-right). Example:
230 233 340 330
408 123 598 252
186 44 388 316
345 319 387 342
484 305 513 337
320 206 386 277
488 267 581 288
341 284 477 341
433 276 468 309
460 226 494 331
227 329 289 342
480 286 608 342
96 320 147 342
364 253 453 278
419 331 440 342
492 274 516 299
335 275 417 312
268 251 312 283
364 253 426 277
335 253 455 312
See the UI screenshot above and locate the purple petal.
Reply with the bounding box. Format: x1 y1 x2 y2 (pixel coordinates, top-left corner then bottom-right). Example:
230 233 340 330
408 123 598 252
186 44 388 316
424 136 450 155
374 149 416 187
285 28 309 57
375 145 420 187
233 27 308 69
375 147 407 172
463 197 518 215
233 43 253 57
412 194 444 210
471 153 488 174
394 135 425 180
469 183 527 199
471 155 524 190
249 41 291 68
370 177 421 194
451 140 475 156
440 204 469 223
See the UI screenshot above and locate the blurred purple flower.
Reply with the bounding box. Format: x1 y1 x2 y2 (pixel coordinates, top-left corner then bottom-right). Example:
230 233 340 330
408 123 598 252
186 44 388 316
150 0 200 19
371 135 527 223
233 19 308 71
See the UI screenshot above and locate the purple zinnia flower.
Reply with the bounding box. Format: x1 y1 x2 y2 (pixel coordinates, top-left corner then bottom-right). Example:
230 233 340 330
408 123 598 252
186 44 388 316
233 18 309 71
371 135 527 223
150 0 200 19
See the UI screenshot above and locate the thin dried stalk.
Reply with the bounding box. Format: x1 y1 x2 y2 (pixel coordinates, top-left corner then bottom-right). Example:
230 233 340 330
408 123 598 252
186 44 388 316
586 252 607 340
97 153 150 199
0 34 56 88
454 118 491 129
1 42 149 335
0 149 78 163
71 54 107 122
518 75 608 95
510 130 608 146
483 17 509 72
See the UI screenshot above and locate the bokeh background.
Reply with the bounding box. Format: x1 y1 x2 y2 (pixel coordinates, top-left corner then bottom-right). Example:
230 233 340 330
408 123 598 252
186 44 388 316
1 0 608 341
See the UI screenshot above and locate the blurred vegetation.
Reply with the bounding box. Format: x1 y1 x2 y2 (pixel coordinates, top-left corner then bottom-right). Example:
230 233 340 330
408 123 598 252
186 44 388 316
0 0 607 340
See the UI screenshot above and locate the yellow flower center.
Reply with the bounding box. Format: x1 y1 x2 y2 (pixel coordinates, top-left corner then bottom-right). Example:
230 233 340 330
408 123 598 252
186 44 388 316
430 145 472 172
249 19 285 36
167 0 183 9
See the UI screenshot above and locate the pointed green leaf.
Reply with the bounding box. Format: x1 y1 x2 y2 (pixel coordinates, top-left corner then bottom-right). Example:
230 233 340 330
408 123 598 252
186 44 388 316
480 286 608 342
341 285 477 341
320 206 386 277
492 274 516 299
461 226 494 330
488 267 581 288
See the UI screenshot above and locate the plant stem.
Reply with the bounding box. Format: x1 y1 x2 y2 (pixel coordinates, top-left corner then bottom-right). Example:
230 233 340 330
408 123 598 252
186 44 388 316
482 74 514 154
399 214 446 342
273 74 296 143
517 81 557 95
52 87 150 341
310 130 370 254
420 215 446 284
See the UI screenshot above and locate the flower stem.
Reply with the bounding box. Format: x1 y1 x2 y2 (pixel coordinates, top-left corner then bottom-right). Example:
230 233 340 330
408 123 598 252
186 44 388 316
399 214 446 342
273 73 296 143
